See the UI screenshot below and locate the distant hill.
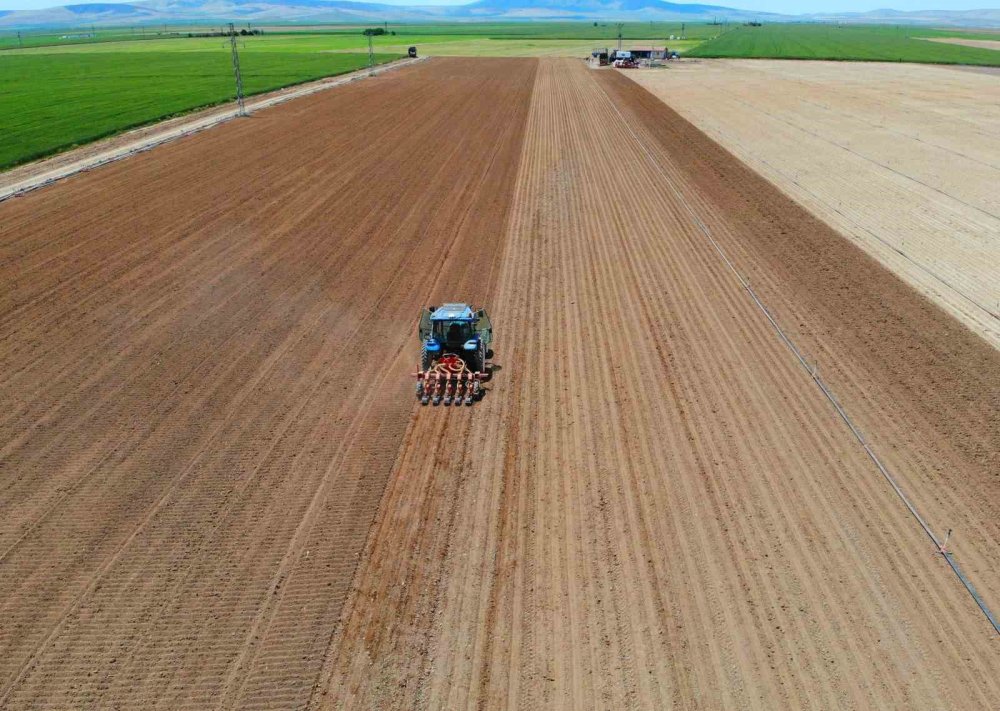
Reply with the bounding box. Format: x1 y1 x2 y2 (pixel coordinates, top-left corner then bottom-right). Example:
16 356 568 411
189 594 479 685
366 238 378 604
449 0 770 20
1 0 998 29
2 0 437 27
65 3 145 13
808 7 1000 28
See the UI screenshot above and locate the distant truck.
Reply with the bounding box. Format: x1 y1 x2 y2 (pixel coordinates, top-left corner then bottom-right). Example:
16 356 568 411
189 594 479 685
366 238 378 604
613 58 639 69
408 46 418 58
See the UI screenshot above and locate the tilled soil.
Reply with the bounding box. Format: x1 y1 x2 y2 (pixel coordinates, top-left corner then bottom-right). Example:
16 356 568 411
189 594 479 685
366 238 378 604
0 57 536 709
2 57 998 710
319 60 1000 709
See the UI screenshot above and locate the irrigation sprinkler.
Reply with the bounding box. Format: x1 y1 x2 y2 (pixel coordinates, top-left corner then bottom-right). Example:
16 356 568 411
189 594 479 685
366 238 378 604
940 529 953 554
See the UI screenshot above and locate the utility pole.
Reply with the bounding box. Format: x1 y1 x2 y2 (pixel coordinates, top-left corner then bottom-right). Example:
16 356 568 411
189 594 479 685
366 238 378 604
367 31 375 72
17 30 23 48
616 22 623 51
228 23 246 116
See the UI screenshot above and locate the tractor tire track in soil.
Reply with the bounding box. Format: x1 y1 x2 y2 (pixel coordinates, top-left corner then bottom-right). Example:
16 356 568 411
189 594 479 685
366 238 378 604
319 59 1000 709
0 57 536 709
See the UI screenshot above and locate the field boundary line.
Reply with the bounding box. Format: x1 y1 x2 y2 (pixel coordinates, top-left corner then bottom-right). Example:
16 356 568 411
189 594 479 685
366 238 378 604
596 71 1000 638
0 56 425 204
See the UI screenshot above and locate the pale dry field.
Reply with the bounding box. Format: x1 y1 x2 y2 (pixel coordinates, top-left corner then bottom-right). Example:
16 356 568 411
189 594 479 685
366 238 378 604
629 59 1000 346
926 37 1000 51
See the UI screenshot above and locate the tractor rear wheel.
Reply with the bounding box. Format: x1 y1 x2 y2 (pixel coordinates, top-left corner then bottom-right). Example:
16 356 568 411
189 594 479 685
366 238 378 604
468 341 486 374
421 345 434 371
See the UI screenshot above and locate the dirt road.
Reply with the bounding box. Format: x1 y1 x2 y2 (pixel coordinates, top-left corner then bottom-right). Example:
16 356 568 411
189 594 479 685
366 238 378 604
319 60 1000 709
2 57 998 710
628 59 1000 347
0 58 535 709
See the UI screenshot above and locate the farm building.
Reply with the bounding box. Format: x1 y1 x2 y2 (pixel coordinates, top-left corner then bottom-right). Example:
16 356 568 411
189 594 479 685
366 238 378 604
628 45 669 59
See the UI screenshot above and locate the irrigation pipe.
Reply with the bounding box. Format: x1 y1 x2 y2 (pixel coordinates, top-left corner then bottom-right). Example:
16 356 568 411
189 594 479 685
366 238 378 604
596 75 1000 637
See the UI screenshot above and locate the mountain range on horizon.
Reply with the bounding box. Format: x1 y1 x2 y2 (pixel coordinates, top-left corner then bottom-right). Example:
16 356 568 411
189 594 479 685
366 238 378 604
1 0 998 29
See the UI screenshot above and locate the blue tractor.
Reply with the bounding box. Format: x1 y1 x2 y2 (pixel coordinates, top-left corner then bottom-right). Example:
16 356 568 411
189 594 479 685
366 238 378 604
415 303 493 405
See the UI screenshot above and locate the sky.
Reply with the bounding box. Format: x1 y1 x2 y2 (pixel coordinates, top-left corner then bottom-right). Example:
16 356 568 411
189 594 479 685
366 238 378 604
0 0 993 13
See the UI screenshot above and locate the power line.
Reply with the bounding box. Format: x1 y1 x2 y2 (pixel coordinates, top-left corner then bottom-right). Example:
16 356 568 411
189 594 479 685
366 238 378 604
228 23 246 117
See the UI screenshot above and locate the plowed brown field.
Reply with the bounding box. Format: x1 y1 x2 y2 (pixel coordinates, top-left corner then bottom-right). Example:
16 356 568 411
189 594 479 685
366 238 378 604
318 61 1000 709
0 58 535 709
2 57 998 710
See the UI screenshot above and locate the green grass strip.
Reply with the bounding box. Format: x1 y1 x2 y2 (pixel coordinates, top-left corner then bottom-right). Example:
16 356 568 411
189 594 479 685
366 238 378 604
0 50 398 170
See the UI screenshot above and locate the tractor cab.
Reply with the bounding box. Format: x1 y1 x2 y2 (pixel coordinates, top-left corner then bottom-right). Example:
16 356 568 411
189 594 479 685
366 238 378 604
419 303 492 359
429 304 477 350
